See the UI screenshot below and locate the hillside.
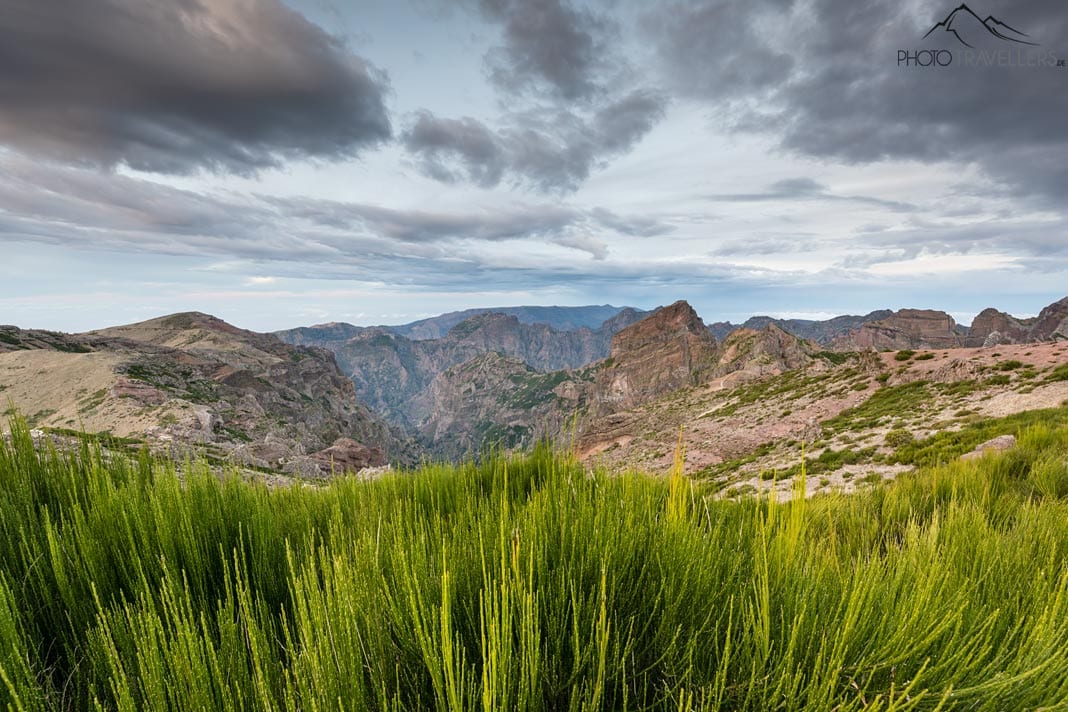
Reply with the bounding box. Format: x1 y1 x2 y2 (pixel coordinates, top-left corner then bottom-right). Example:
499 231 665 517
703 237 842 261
581 337 1068 499
0 313 410 477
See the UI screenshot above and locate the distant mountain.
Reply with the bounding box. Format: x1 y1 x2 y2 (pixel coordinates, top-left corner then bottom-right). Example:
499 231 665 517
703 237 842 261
832 309 968 351
708 311 892 344
0 312 410 476
833 298 1067 351
388 304 647 340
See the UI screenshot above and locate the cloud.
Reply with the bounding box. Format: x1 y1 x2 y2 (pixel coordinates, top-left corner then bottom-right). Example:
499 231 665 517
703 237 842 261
704 177 917 211
0 155 671 273
649 0 1068 204
590 208 674 237
0 0 392 174
403 89 667 192
405 0 667 192
643 0 796 102
478 0 613 101
272 196 582 243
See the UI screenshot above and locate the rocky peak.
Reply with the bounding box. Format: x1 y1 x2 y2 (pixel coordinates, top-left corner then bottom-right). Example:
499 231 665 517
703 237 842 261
966 308 1031 347
714 324 817 379
610 300 711 358
1029 297 1068 341
594 301 717 415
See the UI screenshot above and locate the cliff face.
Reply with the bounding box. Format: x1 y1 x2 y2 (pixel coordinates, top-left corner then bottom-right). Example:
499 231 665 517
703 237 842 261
416 352 590 460
590 301 717 415
0 313 408 476
275 309 646 431
965 308 1032 347
831 298 1068 351
1028 297 1068 342
832 309 966 351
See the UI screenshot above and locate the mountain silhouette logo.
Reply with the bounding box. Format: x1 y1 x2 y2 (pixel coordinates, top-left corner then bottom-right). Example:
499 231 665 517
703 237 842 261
923 4 1039 48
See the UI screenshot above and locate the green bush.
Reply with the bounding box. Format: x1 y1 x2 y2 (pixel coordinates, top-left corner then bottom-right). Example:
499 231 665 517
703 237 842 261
894 349 916 361
884 428 915 449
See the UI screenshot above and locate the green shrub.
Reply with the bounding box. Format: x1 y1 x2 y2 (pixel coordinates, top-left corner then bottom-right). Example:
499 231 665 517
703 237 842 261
894 349 916 361
884 428 915 449
1 413 1068 710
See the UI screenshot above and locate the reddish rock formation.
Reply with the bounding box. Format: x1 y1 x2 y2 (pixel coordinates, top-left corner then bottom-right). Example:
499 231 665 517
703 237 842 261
310 437 386 475
833 309 965 351
1028 297 1068 342
591 301 717 414
713 324 817 379
965 308 1031 347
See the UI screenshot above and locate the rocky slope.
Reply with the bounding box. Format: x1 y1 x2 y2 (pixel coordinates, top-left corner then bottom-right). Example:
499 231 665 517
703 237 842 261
0 313 409 477
415 352 592 460
275 308 647 432
832 298 1068 351
579 334 1068 500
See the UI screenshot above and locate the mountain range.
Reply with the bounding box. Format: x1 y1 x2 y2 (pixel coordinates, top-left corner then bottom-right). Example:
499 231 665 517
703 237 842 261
3 297 1067 483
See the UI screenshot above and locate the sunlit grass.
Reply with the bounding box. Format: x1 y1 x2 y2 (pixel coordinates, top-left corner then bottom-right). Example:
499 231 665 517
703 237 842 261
1 414 1068 710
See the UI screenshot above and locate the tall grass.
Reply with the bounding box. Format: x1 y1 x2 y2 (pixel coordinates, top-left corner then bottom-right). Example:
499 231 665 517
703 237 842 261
1 415 1068 710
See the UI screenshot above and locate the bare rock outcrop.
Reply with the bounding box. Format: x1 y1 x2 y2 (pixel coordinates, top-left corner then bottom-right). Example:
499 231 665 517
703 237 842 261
591 301 717 415
833 309 965 351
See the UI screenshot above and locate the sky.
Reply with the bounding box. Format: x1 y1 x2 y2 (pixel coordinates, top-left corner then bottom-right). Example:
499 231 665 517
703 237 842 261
1 0 1066 332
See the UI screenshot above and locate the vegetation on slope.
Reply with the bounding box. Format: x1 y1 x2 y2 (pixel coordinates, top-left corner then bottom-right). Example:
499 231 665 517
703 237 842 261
1 416 1068 710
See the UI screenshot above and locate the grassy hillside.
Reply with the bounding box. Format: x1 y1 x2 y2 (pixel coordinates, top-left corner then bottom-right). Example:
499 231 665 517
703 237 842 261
2 417 1068 710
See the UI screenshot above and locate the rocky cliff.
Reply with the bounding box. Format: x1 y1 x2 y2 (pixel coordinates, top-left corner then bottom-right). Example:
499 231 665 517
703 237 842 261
275 308 646 431
713 324 820 380
590 301 717 415
833 298 1068 351
416 352 591 460
0 313 408 476
832 309 967 351
965 308 1033 347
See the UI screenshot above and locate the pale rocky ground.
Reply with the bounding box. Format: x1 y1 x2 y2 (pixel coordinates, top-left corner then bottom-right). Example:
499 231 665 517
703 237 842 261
0 350 201 437
581 342 1068 500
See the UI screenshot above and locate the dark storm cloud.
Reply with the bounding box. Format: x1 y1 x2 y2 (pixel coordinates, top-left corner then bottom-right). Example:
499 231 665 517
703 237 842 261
478 0 612 101
407 0 666 192
644 0 796 101
0 0 392 174
704 177 917 211
650 0 1068 203
403 89 667 192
